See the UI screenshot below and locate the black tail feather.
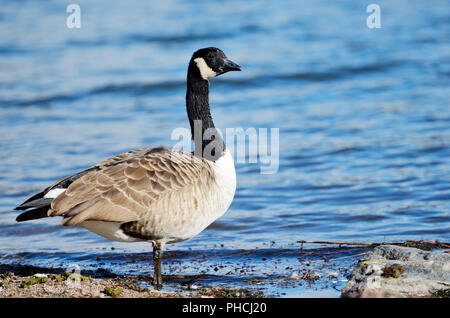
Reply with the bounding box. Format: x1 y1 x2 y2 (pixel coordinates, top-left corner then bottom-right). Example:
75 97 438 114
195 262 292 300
16 206 50 222
15 198 53 211
14 192 46 210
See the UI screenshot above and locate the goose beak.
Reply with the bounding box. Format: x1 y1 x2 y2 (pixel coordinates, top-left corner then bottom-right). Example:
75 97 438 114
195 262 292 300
221 59 243 73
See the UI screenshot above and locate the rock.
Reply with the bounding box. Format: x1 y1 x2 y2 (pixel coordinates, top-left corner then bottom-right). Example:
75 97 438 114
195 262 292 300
341 245 450 298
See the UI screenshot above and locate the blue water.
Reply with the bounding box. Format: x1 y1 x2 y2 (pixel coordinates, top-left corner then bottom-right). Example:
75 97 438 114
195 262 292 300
0 0 449 297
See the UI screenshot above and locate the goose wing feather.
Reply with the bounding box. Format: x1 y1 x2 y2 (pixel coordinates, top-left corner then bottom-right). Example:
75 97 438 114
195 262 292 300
49 148 215 226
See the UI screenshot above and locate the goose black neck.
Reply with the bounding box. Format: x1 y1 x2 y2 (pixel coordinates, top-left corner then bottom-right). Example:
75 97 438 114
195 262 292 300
186 62 225 161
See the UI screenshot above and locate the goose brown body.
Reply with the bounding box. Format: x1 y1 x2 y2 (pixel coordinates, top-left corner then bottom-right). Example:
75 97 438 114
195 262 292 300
48 147 236 243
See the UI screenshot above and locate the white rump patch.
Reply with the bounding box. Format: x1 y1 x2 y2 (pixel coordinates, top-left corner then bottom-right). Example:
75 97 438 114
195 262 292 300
194 57 217 80
79 220 144 242
44 188 65 199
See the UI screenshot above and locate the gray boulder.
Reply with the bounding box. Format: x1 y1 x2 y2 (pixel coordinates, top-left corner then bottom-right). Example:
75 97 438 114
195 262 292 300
341 245 450 298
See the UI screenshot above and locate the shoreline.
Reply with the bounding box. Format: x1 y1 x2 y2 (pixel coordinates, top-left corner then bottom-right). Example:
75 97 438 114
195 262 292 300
2 242 448 298
0 264 265 298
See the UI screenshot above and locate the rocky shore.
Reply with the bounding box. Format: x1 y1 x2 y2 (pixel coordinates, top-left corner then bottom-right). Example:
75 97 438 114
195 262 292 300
342 245 450 298
0 264 265 298
1 244 448 298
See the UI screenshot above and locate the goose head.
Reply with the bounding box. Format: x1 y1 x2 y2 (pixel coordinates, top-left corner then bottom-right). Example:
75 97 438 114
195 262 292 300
190 47 242 81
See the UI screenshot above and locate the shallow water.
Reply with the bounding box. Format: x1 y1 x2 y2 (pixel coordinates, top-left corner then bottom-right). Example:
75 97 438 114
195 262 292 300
0 0 449 297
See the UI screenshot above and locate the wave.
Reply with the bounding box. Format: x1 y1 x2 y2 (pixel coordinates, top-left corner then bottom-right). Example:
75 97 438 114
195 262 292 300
0 60 405 107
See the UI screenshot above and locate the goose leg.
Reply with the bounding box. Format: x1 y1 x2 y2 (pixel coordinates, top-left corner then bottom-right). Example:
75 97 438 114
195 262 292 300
152 241 164 289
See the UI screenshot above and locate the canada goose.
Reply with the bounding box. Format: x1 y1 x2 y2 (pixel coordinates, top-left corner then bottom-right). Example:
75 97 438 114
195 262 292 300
14 47 242 288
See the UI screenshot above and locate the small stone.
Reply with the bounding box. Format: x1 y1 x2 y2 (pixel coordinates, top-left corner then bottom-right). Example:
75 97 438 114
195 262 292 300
381 264 404 278
33 273 48 278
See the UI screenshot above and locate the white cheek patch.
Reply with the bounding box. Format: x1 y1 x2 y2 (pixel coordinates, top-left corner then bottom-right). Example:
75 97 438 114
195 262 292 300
194 57 217 80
